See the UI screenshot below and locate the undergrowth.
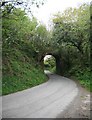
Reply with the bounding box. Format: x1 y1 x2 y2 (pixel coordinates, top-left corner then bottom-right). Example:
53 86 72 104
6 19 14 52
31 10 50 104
68 67 91 92
2 48 47 95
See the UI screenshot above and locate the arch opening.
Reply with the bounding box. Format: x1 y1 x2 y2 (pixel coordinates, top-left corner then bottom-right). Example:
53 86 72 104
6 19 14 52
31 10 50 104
44 55 56 73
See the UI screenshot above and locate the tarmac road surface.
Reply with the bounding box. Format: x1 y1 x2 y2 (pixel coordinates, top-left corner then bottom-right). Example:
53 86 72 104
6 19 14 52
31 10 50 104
2 70 78 118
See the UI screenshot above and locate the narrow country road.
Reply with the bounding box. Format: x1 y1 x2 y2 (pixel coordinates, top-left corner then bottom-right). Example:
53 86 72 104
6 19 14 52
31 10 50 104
2 71 78 118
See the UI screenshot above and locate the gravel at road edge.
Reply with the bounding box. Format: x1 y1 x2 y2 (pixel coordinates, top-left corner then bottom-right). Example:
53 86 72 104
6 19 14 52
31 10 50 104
56 78 91 119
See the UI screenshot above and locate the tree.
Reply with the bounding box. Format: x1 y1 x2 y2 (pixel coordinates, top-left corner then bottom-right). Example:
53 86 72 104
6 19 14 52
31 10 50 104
1 0 44 11
53 4 90 72
90 2 92 72
1 0 45 18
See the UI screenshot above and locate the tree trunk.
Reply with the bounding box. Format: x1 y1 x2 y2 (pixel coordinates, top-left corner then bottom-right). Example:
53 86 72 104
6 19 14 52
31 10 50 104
90 3 92 72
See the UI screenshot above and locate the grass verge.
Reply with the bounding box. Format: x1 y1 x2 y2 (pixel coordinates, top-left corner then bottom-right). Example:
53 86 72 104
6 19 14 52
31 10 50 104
68 68 92 92
2 49 48 95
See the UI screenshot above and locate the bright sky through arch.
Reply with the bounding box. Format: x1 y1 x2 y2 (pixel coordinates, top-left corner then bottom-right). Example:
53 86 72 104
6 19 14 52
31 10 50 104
33 0 91 29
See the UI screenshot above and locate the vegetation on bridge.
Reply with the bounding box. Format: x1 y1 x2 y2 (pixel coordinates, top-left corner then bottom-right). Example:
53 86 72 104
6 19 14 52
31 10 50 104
51 4 91 91
1 0 91 95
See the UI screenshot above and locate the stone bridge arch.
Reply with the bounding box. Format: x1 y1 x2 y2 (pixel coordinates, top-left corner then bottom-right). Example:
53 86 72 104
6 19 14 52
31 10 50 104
40 53 63 75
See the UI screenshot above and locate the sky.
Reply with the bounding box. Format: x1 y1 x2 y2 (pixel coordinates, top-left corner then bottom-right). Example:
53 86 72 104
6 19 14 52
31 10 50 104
32 0 91 29
44 55 52 61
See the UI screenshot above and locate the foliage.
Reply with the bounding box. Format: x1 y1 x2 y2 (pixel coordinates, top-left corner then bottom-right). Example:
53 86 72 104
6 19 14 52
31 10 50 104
1 0 45 17
51 3 90 90
2 2 91 95
90 2 92 72
2 7 48 95
3 56 47 95
44 56 56 72
31 24 51 62
52 4 90 67
69 67 91 91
